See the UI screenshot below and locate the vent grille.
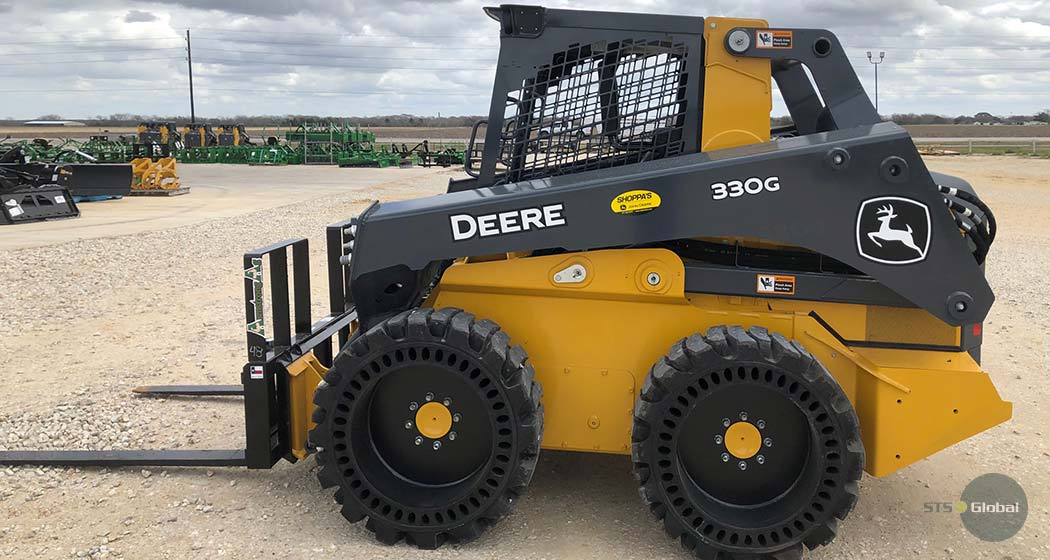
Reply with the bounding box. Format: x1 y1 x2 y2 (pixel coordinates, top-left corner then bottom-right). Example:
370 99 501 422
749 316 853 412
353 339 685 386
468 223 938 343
499 39 690 183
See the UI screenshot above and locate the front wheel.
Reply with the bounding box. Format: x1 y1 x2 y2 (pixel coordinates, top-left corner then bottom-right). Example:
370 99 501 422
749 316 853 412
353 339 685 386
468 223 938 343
632 326 864 560
310 307 543 549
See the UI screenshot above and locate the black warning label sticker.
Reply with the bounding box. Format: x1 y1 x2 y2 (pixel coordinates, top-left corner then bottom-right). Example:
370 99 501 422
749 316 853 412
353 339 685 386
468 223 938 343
756 274 796 295
756 30 793 49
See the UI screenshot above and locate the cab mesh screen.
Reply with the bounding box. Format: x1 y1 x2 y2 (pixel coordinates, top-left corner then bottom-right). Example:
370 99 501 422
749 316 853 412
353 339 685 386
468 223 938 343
498 39 690 183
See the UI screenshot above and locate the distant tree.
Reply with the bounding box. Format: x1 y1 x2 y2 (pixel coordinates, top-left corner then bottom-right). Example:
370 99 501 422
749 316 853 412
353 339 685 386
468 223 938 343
35 114 64 121
1036 110 1050 123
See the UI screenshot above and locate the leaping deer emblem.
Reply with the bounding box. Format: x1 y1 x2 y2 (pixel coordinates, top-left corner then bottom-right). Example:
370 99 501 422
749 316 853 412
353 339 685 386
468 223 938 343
868 204 923 256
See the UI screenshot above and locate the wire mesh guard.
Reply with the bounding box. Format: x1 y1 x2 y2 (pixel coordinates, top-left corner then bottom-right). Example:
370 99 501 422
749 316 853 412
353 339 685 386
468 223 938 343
499 39 690 183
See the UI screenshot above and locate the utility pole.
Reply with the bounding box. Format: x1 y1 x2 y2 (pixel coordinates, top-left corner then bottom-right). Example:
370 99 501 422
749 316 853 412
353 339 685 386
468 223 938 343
866 51 885 113
186 29 196 123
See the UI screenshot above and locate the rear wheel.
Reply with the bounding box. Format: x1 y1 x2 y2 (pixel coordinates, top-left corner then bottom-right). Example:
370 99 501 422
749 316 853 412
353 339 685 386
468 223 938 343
632 326 864 560
310 307 543 548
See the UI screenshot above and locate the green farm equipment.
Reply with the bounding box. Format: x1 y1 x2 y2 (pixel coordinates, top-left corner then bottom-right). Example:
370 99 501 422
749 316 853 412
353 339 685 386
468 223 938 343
336 146 403 168
248 145 299 166
80 136 134 163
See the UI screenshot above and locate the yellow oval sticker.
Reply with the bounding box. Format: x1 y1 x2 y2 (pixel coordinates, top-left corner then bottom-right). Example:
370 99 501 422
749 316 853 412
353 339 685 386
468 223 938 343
611 190 661 215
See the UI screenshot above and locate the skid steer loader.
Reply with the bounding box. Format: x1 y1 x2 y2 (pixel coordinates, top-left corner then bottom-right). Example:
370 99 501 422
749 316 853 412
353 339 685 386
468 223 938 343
0 5 1010 559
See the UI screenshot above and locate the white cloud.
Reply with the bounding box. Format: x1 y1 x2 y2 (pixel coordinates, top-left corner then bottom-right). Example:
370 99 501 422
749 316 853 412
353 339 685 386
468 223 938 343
1 0 1048 118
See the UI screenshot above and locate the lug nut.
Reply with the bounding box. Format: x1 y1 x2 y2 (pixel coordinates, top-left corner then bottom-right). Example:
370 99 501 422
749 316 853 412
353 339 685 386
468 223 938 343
714 435 723 445
756 455 765 465
722 417 731 428
764 437 773 448
414 436 422 446
738 461 747 471
442 397 452 407
739 411 748 421
433 441 441 450
404 421 413 430
756 419 766 429
721 452 730 463
448 431 457 441
453 413 461 423
408 401 418 411
425 392 434 402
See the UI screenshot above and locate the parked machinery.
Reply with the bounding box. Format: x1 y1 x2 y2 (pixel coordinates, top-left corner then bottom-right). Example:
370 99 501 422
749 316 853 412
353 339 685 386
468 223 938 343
0 164 80 224
217 124 253 146
182 124 218 148
137 121 181 148
1 143 133 200
0 6 1009 560
130 157 181 191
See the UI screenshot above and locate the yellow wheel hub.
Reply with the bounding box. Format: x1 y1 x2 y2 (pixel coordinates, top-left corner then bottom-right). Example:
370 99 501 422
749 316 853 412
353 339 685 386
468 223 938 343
415 402 453 439
724 421 762 459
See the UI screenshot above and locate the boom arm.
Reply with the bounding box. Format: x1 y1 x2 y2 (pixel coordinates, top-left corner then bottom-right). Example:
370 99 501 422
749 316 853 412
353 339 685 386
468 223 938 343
347 122 991 330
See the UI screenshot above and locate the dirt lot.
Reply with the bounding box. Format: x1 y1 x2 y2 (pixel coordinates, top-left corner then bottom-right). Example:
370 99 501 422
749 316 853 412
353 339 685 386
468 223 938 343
1 156 1048 559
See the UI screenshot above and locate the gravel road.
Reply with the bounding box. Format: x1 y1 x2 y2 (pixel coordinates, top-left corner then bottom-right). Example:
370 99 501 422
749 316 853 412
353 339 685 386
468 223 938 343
1 157 1047 559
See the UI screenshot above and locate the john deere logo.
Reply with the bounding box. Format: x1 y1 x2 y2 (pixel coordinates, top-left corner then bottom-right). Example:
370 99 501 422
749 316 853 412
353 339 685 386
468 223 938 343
856 196 931 265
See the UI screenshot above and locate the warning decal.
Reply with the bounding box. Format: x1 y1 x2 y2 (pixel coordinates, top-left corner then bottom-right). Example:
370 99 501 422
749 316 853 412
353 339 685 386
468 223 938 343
250 365 264 380
756 30 793 49
757 274 796 295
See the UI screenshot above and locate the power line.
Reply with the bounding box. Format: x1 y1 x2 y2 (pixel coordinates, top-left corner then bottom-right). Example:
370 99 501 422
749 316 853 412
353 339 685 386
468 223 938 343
192 58 493 71
0 47 185 56
850 45 1050 50
0 86 489 96
0 56 183 67
848 53 1050 60
192 37 497 49
847 63 1050 70
192 46 493 62
0 37 183 45
192 27 496 40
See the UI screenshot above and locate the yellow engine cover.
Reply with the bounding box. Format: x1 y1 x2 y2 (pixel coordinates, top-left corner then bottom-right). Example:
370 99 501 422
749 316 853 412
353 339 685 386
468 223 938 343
427 249 1011 477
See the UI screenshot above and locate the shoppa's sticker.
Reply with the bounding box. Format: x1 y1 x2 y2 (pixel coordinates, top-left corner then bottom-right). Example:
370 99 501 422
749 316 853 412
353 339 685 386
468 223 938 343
611 190 661 215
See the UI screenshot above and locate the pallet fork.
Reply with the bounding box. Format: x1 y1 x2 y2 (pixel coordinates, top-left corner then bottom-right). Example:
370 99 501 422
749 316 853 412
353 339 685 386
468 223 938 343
0 221 357 468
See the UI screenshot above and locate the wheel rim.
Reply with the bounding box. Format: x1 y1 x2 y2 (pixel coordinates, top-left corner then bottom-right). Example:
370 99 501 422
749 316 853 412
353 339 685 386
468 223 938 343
678 383 811 507
328 340 517 513
365 360 492 487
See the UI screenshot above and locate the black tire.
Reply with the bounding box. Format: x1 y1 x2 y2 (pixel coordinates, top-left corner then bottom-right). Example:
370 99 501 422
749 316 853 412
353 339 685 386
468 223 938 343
310 307 543 549
632 326 864 560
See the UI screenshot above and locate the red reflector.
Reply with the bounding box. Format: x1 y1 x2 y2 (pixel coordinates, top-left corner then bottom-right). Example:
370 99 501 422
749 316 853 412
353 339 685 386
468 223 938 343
973 324 982 337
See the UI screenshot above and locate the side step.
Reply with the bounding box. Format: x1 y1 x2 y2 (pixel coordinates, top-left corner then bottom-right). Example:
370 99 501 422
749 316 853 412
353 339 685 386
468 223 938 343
133 384 243 397
0 449 246 467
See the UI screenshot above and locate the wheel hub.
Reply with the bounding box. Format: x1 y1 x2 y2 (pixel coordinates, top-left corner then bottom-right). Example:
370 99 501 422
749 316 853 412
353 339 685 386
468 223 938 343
724 421 761 459
415 401 453 439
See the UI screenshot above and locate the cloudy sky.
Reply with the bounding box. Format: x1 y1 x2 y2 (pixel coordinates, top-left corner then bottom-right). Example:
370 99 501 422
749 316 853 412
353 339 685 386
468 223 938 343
2 0 1049 119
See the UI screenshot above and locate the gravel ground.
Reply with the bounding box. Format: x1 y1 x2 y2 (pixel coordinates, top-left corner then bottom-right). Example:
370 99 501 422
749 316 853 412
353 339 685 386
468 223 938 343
0 156 1048 559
